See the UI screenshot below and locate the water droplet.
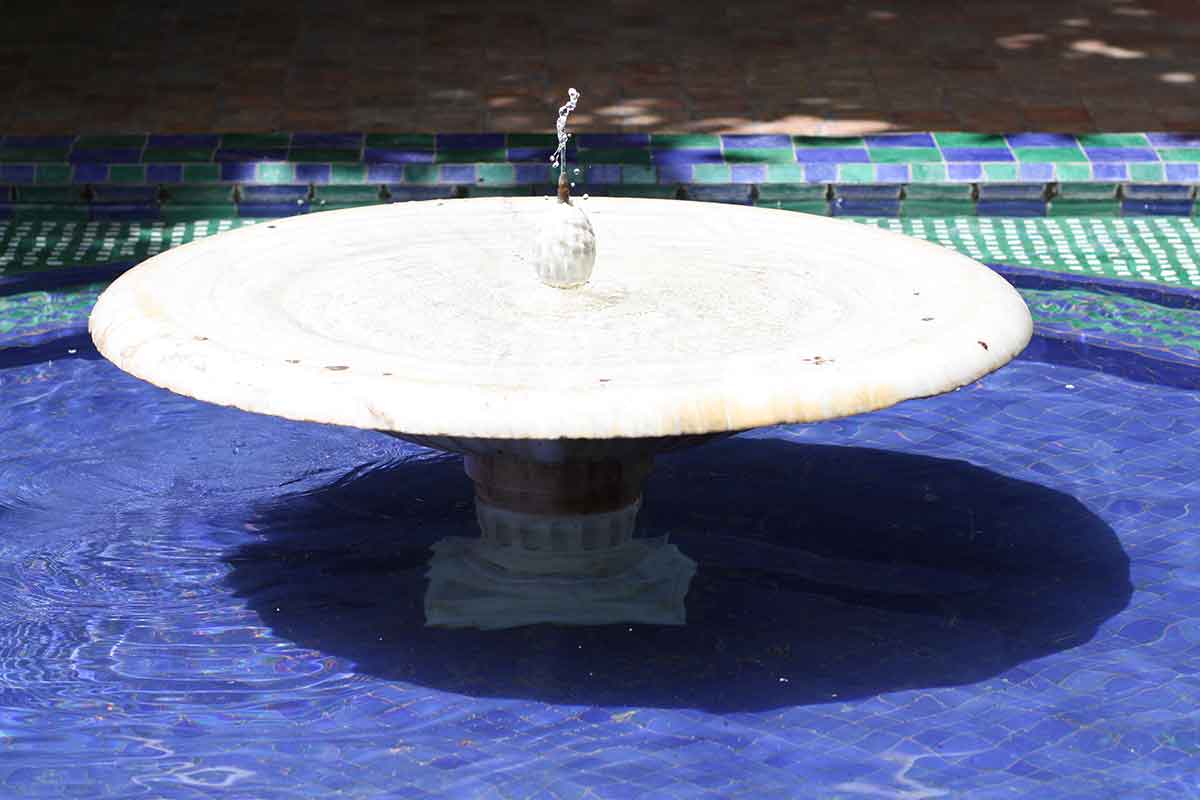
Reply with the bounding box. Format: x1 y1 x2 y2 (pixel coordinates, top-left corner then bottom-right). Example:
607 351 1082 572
582 193 590 199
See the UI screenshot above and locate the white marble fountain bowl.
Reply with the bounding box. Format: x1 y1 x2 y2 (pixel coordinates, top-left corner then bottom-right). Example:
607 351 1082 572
89 196 1033 628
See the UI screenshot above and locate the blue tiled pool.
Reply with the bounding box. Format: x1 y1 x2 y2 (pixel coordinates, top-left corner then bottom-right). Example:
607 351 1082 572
1 219 1198 797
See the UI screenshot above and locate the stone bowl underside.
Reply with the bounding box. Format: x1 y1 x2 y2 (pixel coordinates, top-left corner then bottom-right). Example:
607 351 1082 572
89 197 1033 441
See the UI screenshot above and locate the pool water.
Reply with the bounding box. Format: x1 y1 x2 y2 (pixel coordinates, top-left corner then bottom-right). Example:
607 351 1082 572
1 218 1198 798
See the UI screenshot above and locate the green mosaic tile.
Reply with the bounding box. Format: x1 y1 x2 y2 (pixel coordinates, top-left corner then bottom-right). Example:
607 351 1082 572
1013 147 1086 162
983 163 1019 180
221 133 290 148
1128 163 1166 182
463 185 532 198
35 165 72 184
763 164 805 183
109 165 146 184
436 148 506 163
649 134 720 148
404 165 438 184
164 185 236 203
909 163 949 182
576 149 651 165
905 183 973 199
793 136 864 148
330 164 369 184
1048 199 1120 217
620 165 657 184
74 135 146 148
1056 182 1119 199
162 204 239 223
1157 148 1200 162
901 200 976 216
142 147 214 163
692 164 732 183
0 147 69 162
365 134 434 149
182 164 222 183
838 164 874 183
8 204 89 221
1055 163 1093 181
256 163 295 183
289 148 360 163
1076 133 1150 147
932 133 1008 148
855 217 1200 287
15 186 87 203
723 148 795 164
868 148 942 163
507 133 556 147
311 185 384 204
756 183 827 202
475 164 517 185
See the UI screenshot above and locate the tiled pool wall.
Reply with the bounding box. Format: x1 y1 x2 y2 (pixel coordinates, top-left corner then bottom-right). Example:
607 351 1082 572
1 132 1200 222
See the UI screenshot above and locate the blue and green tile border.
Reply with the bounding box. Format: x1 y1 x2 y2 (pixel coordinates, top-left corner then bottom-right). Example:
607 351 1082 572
1 132 1198 220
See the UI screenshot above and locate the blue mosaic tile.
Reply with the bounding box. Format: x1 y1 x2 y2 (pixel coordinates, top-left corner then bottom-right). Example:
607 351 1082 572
366 163 405 182
146 134 219 148
874 163 910 182
730 164 768 183
577 133 650 149
720 134 791 149
215 147 289 162
146 164 183 183
296 163 332 184
656 164 693 183
507 147 555 162
438 164 476 183
976 199 1046 216
1093 163 1129 181
515 164 553 184
436 133 504 150
72 163 108 183
947 163 983 181
1018 163 1055 181
866 133 936 148
795 147 870 163
1147 133 1200 147
291 132 363 148
652 149 723 164
805 163 836 183
1122 199 1195 216
1006 133 1078 147
584 164 621 184
1085 148 1161 162
69 147 141 163
1163 163 1200 182
941 147 1015 162
0 165 35 183
363 147 435 164
220 162 259 182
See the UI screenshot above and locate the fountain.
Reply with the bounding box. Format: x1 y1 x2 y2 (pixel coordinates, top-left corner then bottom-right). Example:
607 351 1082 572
88 93 1033 628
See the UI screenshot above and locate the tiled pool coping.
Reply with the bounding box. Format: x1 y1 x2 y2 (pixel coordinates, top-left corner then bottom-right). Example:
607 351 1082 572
2 132 1200 221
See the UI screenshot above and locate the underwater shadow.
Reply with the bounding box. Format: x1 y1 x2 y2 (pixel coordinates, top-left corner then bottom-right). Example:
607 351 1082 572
225 436 1132 712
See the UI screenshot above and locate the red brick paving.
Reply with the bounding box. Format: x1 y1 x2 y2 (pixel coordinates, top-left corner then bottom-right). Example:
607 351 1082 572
1 0 1197 134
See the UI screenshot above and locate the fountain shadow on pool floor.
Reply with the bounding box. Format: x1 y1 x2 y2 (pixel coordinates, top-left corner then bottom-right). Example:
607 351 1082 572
225 436 1132 712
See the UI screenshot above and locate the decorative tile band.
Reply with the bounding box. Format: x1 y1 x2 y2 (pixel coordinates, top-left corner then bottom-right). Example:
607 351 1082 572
2 132 1199 186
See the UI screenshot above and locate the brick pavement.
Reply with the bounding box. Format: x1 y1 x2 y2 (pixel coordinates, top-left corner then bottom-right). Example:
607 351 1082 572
1 0 1198 134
